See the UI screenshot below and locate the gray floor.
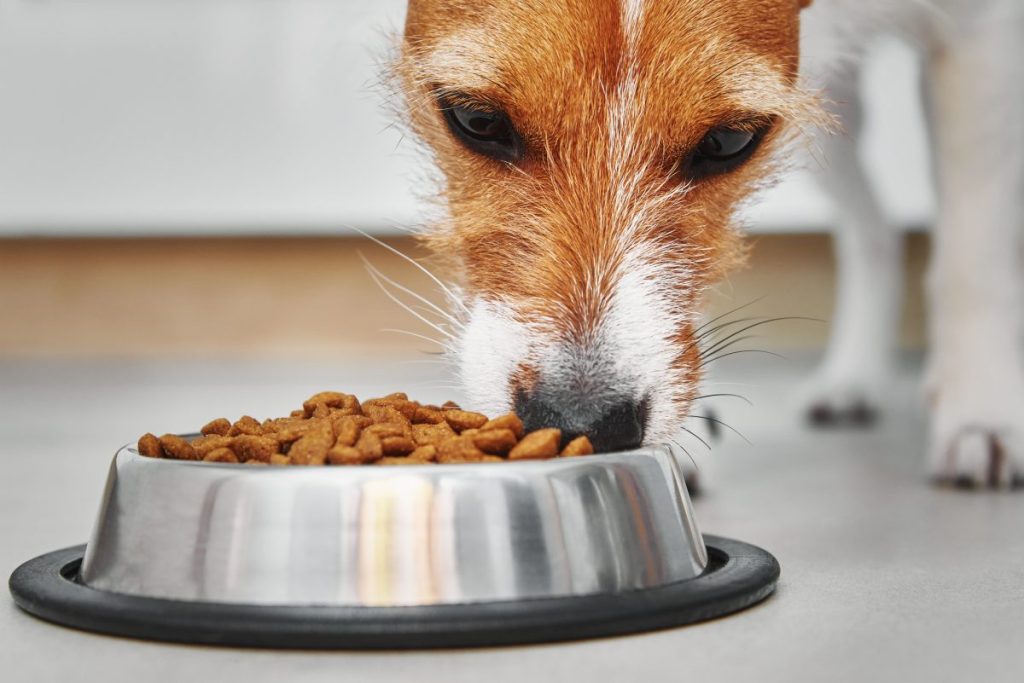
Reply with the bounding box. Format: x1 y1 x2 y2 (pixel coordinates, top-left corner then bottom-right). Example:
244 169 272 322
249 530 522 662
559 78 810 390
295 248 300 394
2 357 1022 682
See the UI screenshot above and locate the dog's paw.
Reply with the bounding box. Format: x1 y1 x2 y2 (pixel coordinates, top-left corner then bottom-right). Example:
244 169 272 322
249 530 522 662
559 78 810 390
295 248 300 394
798 376 882 428
928 379 1024 489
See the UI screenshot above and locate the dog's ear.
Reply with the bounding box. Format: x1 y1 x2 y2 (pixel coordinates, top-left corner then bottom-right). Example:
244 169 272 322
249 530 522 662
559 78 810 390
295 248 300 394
799 0 814 8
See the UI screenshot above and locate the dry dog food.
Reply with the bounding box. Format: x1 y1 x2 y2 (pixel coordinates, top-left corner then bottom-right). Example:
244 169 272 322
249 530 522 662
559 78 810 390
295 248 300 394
137 391 594 466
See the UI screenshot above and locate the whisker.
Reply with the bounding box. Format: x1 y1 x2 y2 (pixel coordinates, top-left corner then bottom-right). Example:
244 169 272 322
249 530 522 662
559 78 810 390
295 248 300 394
685 414 752 445
699 349 787 368
360 253 459 325
691 297 767 338
700 316 819 360
395 359 452 366
404 384 464 393
683 315 771 360
669 438 701 473
366 263 454 340
343 225 471 315
380 328 449 347
692 393 754 406
701 334 763 362
693 315 767 344
680 426 712 451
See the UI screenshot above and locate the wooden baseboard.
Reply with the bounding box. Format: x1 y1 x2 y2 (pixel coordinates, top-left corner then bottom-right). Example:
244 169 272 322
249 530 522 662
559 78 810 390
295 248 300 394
0 234 929 359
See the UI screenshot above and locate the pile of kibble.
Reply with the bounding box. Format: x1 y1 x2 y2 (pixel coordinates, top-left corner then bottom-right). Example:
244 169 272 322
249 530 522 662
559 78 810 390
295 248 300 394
137 391 594 466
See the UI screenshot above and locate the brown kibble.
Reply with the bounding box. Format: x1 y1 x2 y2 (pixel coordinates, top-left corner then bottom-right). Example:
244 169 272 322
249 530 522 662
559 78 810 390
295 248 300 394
228 415 263 437
509 428 561 460
331 413 371 433
230 435 279 463
412 422 456 446
289 420 334 465
409 445 437 462
364 422 412 439
308 402 331 419
364 396 419 421
412 406 446 424
140 390 582 468
330 414 366 447
437 435 487 463
354 429 384 460
362 402 409 425
381 436 416 456
472 428 517 455
137 433 163 458
201 418 232 436
561 435 594 457
327 445 371 465
271 421 316 446
482 413 525 439
203 448 239 464
302 392 360 418
159 434 198 461
190 434 234 457
378 456 431 466
262 416 304 432
444 409 488 433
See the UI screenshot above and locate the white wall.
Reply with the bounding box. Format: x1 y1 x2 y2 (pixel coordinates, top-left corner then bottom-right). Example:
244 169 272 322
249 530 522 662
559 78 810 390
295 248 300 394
0 0 933 236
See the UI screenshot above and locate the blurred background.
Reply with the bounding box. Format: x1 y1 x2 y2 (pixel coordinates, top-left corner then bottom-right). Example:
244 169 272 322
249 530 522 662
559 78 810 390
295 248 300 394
10 6 1024 679
0 0 934 364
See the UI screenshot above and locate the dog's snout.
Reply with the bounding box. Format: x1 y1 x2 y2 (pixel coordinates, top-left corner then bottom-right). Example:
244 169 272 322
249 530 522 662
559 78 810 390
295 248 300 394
514 390 647 453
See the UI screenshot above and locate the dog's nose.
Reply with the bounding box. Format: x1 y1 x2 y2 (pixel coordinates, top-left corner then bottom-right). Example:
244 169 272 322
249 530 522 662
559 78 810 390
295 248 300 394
514 390 646 453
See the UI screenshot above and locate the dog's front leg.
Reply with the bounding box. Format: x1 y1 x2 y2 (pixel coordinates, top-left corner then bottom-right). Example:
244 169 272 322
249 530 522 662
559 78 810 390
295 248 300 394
923 5 1024 487
801 70 904 426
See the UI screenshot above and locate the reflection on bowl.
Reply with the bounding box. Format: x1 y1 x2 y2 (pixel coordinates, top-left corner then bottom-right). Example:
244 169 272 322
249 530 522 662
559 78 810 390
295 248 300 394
81 442 706 607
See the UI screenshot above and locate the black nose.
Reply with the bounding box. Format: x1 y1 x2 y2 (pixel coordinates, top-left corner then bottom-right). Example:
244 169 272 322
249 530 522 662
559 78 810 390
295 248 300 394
514 391 646 453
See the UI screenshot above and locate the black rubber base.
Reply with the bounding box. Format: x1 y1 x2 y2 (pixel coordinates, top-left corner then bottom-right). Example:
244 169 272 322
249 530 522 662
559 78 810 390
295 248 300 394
9 535 778 649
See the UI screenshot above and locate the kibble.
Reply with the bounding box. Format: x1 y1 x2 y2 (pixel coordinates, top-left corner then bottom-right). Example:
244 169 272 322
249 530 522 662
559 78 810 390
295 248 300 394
136 391 602 466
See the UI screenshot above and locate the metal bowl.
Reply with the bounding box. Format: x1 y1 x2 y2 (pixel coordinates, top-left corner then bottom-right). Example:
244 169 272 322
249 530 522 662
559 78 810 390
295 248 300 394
80 441 708 607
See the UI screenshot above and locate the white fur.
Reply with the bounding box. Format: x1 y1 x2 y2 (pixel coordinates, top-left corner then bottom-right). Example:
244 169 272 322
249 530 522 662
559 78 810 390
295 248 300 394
454 297 539 417
801 0 1024 485
620 0 645 45
601 254 698 443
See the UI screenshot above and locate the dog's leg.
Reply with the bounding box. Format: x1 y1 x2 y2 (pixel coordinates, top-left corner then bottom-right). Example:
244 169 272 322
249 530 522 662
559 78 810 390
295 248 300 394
801 71 903 427
922 6 1024 487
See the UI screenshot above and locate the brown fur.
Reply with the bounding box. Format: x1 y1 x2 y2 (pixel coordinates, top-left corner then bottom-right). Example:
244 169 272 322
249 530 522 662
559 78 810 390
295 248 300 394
395 0 821 424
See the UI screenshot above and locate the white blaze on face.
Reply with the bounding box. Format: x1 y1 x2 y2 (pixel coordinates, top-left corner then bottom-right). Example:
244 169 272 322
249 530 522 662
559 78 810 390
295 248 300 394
621 0 646 46
602 251 698 442
453 298 548 416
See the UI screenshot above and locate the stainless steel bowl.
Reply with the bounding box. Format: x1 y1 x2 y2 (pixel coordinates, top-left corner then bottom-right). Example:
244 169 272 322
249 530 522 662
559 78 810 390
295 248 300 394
80 441 707 607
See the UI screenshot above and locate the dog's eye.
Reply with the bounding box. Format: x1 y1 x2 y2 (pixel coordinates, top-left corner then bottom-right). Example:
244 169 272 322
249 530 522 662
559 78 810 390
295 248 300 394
439 99 523 163
682 126 763 180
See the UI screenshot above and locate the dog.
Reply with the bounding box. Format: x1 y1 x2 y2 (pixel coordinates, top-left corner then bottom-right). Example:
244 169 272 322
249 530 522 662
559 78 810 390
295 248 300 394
394 0 1024 487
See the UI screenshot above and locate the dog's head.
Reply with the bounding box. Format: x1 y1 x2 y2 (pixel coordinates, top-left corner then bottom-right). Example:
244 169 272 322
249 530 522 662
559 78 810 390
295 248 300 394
396 0 818 451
